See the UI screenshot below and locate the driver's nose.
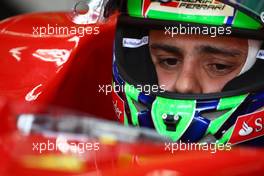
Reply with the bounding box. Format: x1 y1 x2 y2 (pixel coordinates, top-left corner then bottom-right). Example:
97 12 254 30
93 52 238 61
173 61 202 94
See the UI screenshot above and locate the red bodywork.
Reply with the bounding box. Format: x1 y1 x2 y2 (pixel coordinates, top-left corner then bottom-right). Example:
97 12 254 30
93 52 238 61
0 12 263 176
0 12 115 119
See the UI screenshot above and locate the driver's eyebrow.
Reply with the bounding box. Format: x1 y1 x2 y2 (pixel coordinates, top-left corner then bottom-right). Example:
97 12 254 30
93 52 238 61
197 45 242 57
150 43 184 56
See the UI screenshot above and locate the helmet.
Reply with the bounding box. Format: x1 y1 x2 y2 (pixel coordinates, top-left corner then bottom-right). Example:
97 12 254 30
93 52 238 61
112 0 264 145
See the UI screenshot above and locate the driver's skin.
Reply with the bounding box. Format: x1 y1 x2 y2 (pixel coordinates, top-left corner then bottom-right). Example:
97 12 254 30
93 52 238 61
149 30 248 94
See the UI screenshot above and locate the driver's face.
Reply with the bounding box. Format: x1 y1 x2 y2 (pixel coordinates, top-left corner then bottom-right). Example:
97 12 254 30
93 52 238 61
149 31 248 94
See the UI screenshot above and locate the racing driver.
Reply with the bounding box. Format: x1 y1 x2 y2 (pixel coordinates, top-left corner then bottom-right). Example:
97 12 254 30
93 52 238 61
111 0 264 145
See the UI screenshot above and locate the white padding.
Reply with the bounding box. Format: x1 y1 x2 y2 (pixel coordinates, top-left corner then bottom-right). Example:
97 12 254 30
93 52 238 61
239 40 263 75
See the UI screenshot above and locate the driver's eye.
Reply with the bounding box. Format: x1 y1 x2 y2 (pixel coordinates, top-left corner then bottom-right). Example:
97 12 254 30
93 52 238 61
214 64 232 70
207 63 234 76
163 58 178 65
158 58 180 69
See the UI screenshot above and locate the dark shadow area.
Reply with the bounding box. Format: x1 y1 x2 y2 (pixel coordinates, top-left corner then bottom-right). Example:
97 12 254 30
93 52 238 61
0 1 22 20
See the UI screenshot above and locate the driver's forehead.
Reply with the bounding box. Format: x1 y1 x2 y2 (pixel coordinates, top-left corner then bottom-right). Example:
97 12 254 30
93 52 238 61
149 30 248 53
